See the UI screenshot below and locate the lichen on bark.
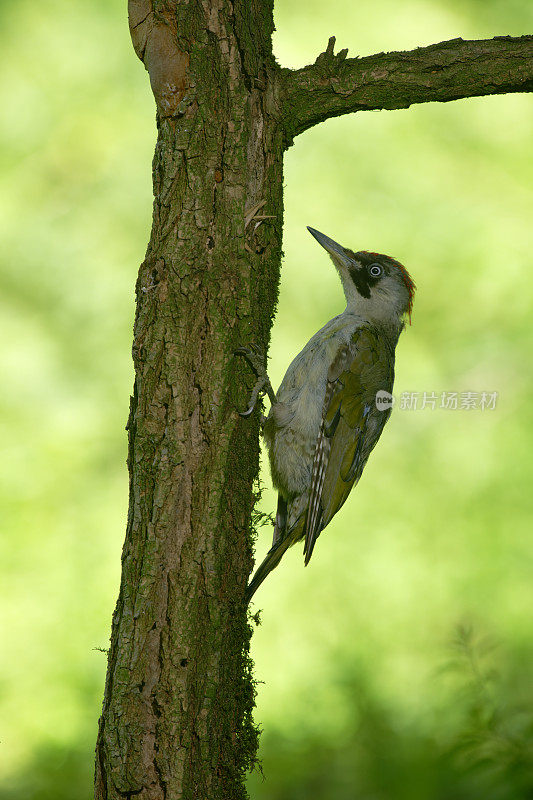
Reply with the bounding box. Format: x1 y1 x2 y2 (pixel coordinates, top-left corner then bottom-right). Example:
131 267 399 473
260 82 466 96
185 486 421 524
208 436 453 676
95 1 281 798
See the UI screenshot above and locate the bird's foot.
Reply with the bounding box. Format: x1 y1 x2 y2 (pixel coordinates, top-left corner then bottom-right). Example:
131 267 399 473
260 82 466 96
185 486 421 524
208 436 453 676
234 345 276 417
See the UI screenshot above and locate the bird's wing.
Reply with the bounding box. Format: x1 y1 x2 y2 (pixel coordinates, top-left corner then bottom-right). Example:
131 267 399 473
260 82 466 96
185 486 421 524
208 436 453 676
303 326 393 564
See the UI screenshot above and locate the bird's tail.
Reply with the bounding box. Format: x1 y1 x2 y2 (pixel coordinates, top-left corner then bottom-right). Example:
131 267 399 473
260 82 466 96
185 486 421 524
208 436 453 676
246 498 308 604
245 536 293 604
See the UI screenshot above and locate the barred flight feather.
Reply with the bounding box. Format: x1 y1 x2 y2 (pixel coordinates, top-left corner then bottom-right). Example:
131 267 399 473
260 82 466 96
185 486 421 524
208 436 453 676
304 379 336 564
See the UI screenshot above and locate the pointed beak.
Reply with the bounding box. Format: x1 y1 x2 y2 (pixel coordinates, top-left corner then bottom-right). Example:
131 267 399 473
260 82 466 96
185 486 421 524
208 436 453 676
307 226 365 304
307 227 348 261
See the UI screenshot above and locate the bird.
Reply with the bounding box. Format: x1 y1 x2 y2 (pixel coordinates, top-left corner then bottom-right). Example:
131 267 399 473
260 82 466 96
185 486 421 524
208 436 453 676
236 226 415 603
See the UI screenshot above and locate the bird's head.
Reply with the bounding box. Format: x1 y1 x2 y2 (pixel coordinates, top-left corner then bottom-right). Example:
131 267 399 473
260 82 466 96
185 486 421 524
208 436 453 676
307 226 415 326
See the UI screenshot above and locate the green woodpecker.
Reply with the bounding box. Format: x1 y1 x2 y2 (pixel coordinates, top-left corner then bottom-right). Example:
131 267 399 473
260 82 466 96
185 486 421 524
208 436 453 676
238 227 415 603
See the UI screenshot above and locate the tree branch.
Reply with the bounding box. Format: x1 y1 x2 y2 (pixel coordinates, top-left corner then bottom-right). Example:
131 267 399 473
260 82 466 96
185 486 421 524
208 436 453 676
279 35 533 143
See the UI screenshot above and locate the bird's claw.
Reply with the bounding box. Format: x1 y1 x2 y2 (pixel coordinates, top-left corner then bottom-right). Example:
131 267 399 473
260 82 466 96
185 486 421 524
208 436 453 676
234 344 264 373
239 375 270 417
235 345 276 415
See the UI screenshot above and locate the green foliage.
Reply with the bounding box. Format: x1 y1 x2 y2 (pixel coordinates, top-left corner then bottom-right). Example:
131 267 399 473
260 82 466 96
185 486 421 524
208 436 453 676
444 625 533 797
249 628 533 800
1 0 532 797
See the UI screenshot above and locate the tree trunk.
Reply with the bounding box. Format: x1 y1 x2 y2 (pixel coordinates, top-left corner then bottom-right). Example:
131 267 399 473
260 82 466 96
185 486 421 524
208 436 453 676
94 2 533 797
94 2 282 798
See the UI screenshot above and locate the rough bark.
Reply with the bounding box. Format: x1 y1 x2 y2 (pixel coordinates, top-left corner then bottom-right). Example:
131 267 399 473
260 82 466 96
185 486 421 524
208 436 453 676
94 6 533 799
94 2 282 798
280 35 533 141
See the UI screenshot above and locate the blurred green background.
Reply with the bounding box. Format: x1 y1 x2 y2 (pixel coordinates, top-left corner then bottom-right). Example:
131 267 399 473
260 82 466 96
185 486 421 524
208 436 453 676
1 1 532 797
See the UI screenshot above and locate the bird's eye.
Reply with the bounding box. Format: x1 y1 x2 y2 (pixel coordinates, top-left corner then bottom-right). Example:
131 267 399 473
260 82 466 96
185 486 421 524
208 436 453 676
368 263 383 277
